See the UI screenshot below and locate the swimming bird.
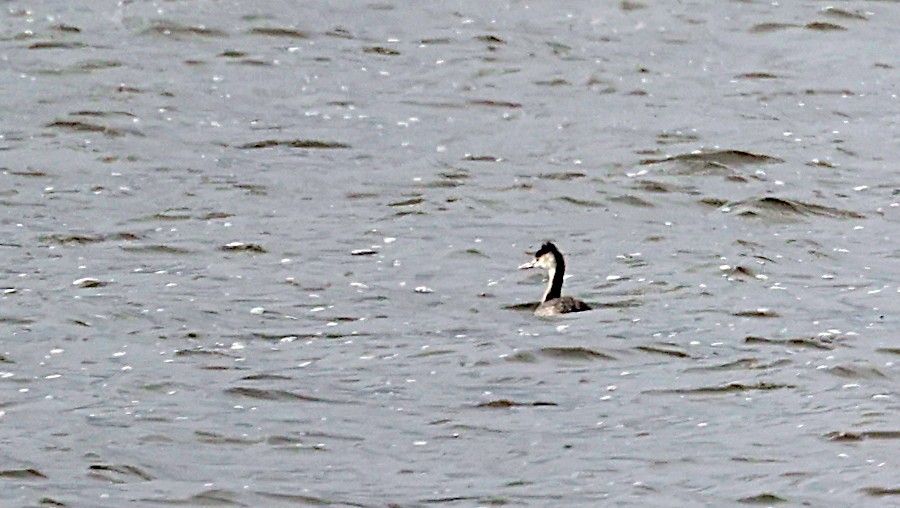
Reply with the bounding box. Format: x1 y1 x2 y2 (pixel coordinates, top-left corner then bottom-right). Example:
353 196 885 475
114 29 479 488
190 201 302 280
518 242 591 316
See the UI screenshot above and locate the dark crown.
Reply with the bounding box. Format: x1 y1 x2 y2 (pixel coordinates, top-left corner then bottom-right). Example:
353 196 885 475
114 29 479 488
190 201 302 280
534 241 558 257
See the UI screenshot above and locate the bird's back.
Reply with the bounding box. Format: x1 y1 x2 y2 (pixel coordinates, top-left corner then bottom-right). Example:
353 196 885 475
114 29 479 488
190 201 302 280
535 297 591 316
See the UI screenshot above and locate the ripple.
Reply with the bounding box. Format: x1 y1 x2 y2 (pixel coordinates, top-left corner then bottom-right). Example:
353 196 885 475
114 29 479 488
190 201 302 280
646 382 795 395
474 35 506 44
610 194 654 207
195 431 263 445
225 387 327 403
735 72 778 80
537 172 586 181
733 309 781 318
28 41 87 50
825 364 887 380
641 149 783 167
140 489 243 506
174 348 237 359
221 242 267 253
142 20 228 38
806 22 847 32
40 232 141 245
476 399 558 408
744 335 836 350
236 139 350 149
555 196 604 207
861 487 900 497
634 345 689 358
539 347 616 361
88 463 154 483
0 468 47 480
820 7 867 21
363 46 400 56
750 23 800 33
51 24 81 33
258 491 365 506
727 197 864 220
120 244 193 255
825 430 900 442
388 197 424 207
738 493 788 505
246 27 309 38
685 358 791 372
45 120 136 138
466 99 523 109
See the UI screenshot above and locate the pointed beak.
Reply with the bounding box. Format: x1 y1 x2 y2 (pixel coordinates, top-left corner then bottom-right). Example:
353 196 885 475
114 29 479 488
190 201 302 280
518 259 537 270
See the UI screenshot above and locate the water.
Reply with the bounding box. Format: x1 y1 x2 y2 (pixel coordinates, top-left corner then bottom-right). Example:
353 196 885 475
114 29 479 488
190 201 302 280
2 1 899 506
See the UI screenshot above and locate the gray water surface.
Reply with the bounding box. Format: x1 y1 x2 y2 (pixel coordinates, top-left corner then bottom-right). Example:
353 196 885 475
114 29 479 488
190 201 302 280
2 1 899 506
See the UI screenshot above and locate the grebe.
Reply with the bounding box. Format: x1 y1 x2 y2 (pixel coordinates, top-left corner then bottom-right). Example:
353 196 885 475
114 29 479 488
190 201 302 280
518 242 591 316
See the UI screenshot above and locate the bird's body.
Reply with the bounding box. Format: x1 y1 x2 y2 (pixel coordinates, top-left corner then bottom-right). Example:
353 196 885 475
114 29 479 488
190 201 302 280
518 242 591 316
535 296 591 317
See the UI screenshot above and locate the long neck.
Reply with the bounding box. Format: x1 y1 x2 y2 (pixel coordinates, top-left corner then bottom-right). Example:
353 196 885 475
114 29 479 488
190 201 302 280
542 252 565 302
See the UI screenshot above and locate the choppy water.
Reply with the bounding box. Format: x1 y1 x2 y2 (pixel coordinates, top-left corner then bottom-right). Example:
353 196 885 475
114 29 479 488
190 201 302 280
2 1 899 506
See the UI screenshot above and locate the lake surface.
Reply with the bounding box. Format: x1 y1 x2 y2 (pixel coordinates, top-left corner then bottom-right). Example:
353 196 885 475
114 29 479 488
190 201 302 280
1 1 899 506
